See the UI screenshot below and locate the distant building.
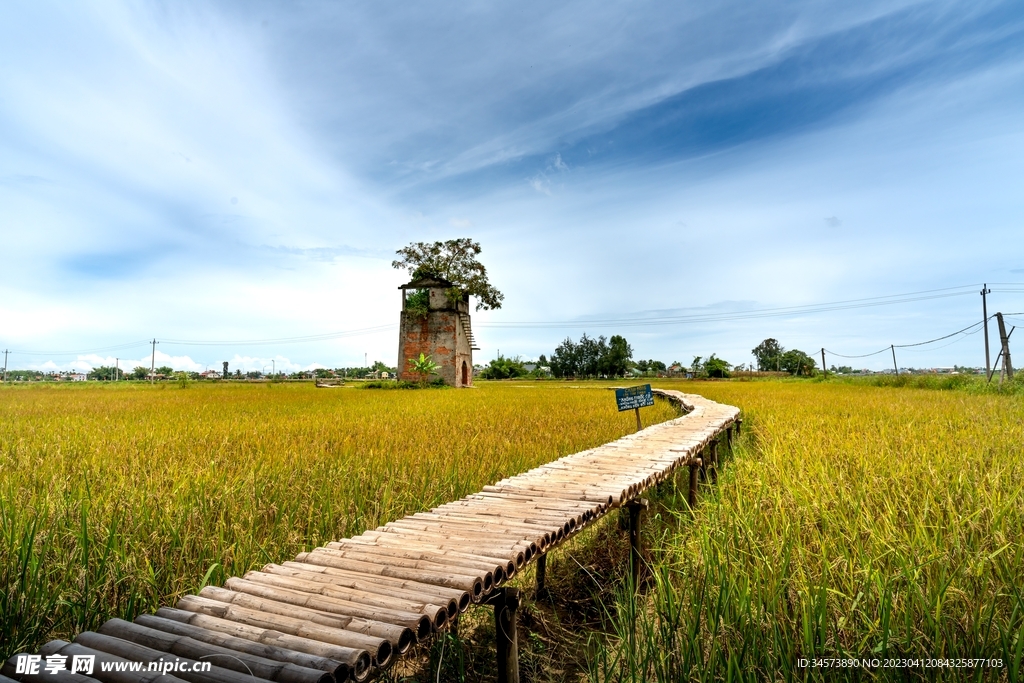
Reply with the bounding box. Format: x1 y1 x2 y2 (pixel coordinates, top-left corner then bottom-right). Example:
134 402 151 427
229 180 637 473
396 275 478 387
69 373 87 382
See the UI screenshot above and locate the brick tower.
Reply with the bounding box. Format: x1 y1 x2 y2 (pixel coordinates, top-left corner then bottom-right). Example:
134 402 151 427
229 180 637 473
397 275 478 387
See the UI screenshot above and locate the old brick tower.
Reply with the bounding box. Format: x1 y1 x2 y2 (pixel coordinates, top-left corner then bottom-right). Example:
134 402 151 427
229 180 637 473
397 275 478 387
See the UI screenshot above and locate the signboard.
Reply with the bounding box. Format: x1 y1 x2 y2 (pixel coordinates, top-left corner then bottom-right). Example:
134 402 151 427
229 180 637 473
615 384 654 412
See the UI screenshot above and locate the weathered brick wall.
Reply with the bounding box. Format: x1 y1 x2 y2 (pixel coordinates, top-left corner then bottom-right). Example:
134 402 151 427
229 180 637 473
397 309 473 386
397 286 474 387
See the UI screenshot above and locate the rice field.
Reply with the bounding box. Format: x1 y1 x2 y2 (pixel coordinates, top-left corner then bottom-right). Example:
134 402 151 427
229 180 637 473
591 379 1024 682
0 381 680 658
3 378 1022 682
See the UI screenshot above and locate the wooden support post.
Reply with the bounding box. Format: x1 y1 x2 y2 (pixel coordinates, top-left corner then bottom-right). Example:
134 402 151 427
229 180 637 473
688 462 699 508
709 440 719 485
726 425 733 450
625 499 648 588
634 407 642 431
535 553 547 598
736 417 742 436
486 588 520 683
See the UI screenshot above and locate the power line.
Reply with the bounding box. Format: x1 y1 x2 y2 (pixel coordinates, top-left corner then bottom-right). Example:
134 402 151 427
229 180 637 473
161 324 398 347
6 340 153 357
823 313 1024 361
478 286 980 329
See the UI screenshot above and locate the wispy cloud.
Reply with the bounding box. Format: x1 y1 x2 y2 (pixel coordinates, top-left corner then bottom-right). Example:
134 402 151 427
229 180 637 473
1 1 1023 370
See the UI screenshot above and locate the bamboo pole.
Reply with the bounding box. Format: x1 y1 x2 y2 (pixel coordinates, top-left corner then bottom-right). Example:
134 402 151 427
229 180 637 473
352 532 527 571
220 579 434 641
199 586 419 652
293 551 485 598
400 512 556 541
242 570 450 626
424 509 575 536
405 513 560 544
302 548 495 592
75 630 271 683
381 520 548 553
430 503 582 530
34 640 187 683
313 544 505 585
154 607 372 678
327 540 515 580
98 619 332 683
134 614 356 682
362 527 537 562
269 562 471 612
174 596 393 669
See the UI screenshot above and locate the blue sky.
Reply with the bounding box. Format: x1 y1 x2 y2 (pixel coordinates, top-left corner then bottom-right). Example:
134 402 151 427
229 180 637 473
2 0 1023 373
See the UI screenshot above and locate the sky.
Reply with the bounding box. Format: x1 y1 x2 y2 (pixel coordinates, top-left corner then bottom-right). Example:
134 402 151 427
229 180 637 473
2 0 1023 374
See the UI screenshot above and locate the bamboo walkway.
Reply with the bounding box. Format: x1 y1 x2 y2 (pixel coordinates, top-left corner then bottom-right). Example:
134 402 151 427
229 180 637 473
2 389 740 683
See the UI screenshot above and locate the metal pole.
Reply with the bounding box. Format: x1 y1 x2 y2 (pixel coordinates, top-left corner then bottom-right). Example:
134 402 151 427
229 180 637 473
891 345 898 376
982 284 992 380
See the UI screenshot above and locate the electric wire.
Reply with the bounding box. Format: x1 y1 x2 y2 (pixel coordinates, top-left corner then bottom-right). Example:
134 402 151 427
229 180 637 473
477 286 979 329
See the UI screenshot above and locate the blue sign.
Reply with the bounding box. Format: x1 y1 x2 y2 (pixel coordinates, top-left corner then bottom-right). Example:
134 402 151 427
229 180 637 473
615 384 654 412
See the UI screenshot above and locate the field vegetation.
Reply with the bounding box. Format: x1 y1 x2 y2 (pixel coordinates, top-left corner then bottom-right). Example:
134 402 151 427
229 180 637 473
0 381 679 658
591 379 1024 682
3 377 1022 682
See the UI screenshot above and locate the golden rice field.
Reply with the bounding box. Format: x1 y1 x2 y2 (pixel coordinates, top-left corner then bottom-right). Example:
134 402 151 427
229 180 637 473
0 381 679 659
3 378 1023 682
592 379 1024 682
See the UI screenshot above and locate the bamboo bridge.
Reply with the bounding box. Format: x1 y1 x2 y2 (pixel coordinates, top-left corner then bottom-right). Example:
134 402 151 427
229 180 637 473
2 389 740 683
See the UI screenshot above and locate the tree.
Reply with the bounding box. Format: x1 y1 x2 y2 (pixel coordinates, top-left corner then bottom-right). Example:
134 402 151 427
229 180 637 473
781 349 816 376
752 338 784 371
550 337 579 378
601 335 633 377
479 355 527 380
132 366 149 380
550 333 633 378
155 366 174 377
703 354 732 378
392 238 504 311
87 365 123 381
408 352 440 386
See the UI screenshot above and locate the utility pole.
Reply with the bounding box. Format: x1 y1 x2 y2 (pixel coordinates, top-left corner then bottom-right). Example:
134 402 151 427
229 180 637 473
995 312 1014 383
2 349 8 383
891 345 898 376
115 358 119 382
981 284 992 380
150 338 158 385
821 348 826 377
